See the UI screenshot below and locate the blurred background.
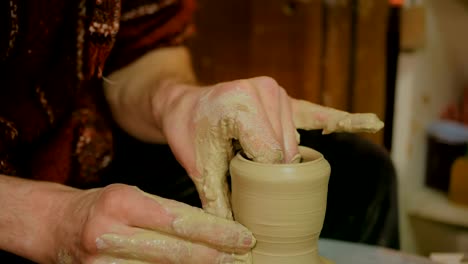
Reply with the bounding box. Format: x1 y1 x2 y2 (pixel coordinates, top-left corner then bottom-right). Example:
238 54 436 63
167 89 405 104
186 0 468 260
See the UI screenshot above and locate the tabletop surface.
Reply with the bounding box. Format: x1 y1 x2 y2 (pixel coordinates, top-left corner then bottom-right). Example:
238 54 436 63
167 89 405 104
318 239 436 264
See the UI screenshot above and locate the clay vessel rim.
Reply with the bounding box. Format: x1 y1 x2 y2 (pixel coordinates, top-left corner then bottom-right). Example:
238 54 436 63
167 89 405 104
234 146 324 168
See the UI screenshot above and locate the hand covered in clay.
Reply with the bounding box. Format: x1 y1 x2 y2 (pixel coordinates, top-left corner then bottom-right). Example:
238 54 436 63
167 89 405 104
54 184 254 264
159 76 384 219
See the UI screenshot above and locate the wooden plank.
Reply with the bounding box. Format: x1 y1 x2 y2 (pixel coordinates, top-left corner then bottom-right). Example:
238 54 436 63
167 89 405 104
186 0 251 84
322 0 353 110
249 0 322 103
351 0 389 145
301 1 324 104
188 0 322 103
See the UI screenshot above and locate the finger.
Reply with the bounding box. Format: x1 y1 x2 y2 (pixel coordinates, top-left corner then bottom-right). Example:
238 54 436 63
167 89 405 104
211 81 283 163
196 156 234 220
279 89 300 162
194 86 284 218
120 189 255 253
93 256 148 264
291 99 337 130
291 98 384 133
96 227 244 264
191 82 284 218
250 77 284 142
337 113 384 133
249 77 300 162
234 110 283 164
190 135 234 219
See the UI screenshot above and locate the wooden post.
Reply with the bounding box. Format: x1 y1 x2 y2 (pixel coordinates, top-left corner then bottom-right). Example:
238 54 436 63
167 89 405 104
351 0 389 145
322 0 353 110
249 0 323 103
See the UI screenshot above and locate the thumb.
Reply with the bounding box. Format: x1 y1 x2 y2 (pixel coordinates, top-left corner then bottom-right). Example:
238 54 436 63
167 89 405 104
193 139 234 219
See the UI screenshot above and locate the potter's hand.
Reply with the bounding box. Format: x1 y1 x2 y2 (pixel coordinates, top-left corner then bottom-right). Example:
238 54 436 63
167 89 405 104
55 184 254 264
161 76 383 219
162 77 300 219
104 47 383 219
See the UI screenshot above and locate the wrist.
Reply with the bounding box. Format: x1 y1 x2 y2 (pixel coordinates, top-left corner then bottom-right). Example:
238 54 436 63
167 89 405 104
151 80 201 141
25 182 77 264
46 186 80 263
104 46 198 143
0 176 78 263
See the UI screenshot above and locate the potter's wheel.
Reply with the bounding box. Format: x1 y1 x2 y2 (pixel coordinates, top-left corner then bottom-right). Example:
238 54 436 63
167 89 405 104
318 239 436 264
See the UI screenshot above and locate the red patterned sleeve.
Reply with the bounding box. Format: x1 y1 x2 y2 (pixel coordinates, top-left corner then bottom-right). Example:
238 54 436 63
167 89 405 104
104 0 196 74
0 117 19 176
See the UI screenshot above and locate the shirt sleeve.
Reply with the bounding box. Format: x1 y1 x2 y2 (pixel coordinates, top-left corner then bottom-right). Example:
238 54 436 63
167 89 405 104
0 117 18 176
104 0 196 74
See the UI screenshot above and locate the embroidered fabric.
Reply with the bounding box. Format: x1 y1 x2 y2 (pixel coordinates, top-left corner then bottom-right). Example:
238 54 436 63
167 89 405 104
0 0 196 187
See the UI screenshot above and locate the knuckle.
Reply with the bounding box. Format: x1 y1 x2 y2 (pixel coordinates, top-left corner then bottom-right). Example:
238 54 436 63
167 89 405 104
255 76 279 87
215 77 283 99
278 85 288 96
222 79 252 94
80 220 100 254
80 184 140 254
98 184 138 216
212 80 256 106
253 76 282 96
262 85 277 96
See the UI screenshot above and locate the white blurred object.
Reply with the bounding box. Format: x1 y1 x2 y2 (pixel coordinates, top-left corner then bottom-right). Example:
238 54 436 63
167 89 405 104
430 253 468 264
318 239 436 264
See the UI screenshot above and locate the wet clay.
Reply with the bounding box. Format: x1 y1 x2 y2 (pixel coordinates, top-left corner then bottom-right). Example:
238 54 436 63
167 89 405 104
230 146 332 264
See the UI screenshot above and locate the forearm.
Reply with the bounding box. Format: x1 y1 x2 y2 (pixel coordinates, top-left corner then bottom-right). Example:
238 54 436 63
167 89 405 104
104 46 197 143
0 175 76 263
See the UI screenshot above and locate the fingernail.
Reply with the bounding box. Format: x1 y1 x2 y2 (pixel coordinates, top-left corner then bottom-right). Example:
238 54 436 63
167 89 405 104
291 153 302 163
95 237 109 250
218 253 235 264
240 231 256 247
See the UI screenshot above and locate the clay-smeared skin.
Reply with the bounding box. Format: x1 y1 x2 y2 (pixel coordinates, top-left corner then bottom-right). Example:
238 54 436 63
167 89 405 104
163 77 300 220
96 73 382 263
292 99 384 134
54 184 254 264
166 77 384 220
100 47 383 263
193 87 285 219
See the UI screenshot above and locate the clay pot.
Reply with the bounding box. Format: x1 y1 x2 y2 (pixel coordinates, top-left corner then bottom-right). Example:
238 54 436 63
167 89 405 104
230 146 331 264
